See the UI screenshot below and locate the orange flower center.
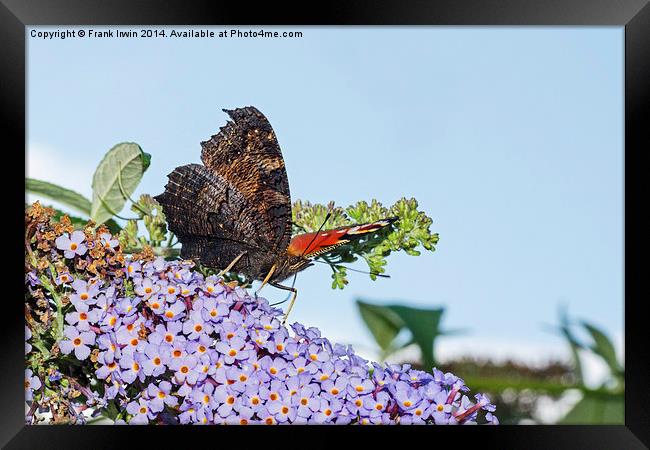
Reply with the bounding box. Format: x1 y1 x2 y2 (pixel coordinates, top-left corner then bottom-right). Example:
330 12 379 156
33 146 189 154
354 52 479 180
228 349 237 357
130 338 139 346
269 367 277 375
180 366 189 374
415 409 423 416
265 417 274 425
325 409 332 416
153 357 161 365
73 337 82 346
79 312 88 320
281 406 289 414
252 397 260 405
139 407 147 414
198 345 206 353
309 354 318 361
403 401 412 407
355 385 364 392
270 393 278 401
301 398 308 406
144 287 152 294
133 363 140 371
151 302 160 309
376 404 383 411
276 344 284 351
80 293 89 301
165 334 173 343
227 396 235 405
331 388 339 395
239 375 247 382
70 243 78 251
437 404 444 412
165 311 174 318
173 350 182 358
320 375 329 381
240 419 248 425
167 287 175 294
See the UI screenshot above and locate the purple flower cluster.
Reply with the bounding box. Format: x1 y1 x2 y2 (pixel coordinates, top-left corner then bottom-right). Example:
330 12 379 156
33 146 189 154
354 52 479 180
50 256 497 425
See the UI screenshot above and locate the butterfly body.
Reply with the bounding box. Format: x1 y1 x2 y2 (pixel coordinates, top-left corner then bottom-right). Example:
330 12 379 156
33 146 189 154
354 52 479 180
155 106 396 287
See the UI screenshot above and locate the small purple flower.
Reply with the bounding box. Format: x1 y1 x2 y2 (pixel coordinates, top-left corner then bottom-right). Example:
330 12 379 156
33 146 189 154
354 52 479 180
313 398 342 424
135 277 159 299
69 279 100 308
119 351 145 384
147 381 178 413
127 398 154 424
55 230 87 258
182 311 213 340
267 394 297 423
142 343 170 377
170 354 199 385
25 368 41 402
25 326 32 354
99 232 120 250
59 326 95 360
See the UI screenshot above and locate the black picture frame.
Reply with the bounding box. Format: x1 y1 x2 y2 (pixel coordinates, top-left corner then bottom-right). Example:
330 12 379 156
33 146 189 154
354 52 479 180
4 1 648 448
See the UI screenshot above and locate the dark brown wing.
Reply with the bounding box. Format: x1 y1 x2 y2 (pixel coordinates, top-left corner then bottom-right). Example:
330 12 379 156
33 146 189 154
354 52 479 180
199 106 292 252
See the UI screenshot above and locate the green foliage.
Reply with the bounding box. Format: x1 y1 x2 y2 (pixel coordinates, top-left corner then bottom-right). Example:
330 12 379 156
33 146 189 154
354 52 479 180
580 320 624 381
556 311 624 424
26 178 92 216
130 194 168 247
90 142 151 224
293 198 439 289
356 299 446 371
560 392 623 424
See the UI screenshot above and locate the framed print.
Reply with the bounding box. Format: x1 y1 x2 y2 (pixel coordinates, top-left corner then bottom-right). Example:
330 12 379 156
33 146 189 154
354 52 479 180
3 0 649 448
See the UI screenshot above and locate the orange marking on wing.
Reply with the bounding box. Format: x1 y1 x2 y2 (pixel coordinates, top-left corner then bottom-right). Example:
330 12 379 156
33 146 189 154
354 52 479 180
287 217 397 257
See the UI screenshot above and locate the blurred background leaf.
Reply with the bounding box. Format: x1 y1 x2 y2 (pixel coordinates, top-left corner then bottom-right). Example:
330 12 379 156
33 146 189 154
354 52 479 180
26 178 91 216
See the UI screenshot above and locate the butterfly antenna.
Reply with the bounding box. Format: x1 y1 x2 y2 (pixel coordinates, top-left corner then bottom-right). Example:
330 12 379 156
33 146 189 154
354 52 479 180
299 207 333 258
270 273 297 307
311 259 390 278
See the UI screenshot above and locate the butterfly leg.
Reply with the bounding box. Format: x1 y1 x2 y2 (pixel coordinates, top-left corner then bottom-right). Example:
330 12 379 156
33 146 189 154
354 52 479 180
270 282 298 325
256 264 277 295
217 251 247 278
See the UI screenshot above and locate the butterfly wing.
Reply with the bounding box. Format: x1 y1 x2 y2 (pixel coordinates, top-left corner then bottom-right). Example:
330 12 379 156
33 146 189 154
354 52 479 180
155 107 292 273
287 218 398 258
200 107 292 252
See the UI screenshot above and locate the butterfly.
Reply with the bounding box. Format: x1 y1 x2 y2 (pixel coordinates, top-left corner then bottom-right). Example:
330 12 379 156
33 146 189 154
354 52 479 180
154 106 396 323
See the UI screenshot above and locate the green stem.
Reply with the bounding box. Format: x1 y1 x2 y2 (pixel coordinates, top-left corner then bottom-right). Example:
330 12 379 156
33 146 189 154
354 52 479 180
116 160 149 217
166 231 175 248
97 194 140 221
38 272 64 340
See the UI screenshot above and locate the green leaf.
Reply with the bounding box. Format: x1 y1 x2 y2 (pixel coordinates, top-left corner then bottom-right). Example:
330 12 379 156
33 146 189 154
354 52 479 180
560 392 623 424
581 321 624 378
91 142 150 224
558 306 585 385
26 178 91 215
356 300 404 354
385 304 444 371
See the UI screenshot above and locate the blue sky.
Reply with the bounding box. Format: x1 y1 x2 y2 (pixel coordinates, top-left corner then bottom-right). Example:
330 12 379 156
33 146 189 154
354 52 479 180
26 26 623 374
